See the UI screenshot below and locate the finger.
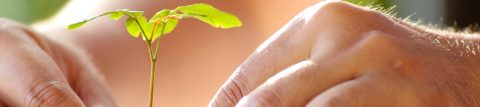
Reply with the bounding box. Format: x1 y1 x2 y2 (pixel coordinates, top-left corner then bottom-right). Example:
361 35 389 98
0 25 85 106
236 31 404 107
208 2 320 106
307 71 406 107
69 58 117 107
306 71 400 107
235 56 357 107
307 70 450 107
47 39 117 107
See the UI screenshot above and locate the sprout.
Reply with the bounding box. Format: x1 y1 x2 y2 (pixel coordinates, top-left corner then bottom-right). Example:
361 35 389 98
68 3 242 107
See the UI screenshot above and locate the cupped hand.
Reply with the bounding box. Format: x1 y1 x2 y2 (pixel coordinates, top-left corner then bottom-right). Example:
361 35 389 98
210 1 480 107
0 18 115 107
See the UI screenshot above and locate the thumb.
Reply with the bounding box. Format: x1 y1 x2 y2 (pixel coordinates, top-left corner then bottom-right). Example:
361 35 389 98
48 38 117 107
0 19 85 107
0 41 85 107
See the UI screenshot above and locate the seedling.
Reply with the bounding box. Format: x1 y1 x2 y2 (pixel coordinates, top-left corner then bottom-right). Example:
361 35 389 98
68 3 241 107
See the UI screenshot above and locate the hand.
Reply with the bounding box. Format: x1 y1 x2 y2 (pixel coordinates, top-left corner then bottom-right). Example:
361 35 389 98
0 19 115 107
210 1 480 107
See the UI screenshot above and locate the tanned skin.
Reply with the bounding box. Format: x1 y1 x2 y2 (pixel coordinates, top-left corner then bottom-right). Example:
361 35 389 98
0 0 479 107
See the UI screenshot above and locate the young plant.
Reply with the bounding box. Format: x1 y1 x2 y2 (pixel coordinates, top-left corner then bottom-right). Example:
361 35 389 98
68 3 241 107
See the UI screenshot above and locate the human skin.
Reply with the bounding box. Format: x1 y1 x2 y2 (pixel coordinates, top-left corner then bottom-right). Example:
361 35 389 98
209 1 480 107
0 19 115 106
33 0 318 106
1 0 480 107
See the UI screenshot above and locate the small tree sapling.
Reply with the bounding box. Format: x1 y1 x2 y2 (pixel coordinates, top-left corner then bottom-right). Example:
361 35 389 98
67 3 242 107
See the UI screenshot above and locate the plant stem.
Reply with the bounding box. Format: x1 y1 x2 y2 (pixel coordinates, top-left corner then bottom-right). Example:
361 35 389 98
154 22 167 58
147 43 156 107
126 13 167 107
147 21 167 107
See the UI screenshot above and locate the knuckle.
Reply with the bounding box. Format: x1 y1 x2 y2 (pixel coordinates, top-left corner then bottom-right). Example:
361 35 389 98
0 19 15 41
353 31 411 64
212 71 251 107
352 31 420 73
300 1 347 22
319 1 389 23
0 19 32 44
305 1 365 23
319 0 350 12
301 0 394 33
25 81 70 107
0 18 48 54
0 18 24 30
359 30 404 53
364 31 398 45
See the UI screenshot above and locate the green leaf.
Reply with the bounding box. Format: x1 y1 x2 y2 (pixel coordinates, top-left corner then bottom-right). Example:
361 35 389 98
68 12 114 30
161 19 178 36
150 9 173 22
109 11 123 20
108 9 144 20
150 19 178 41
175 3 242 29
125 18 140 38
67 9 144 30
67 20 88 30
147 9 180 41
68 3 243 42
125 16 148 38
122 10 144 18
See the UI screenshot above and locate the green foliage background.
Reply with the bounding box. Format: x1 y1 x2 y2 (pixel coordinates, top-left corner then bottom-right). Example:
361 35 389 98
0 0 68 24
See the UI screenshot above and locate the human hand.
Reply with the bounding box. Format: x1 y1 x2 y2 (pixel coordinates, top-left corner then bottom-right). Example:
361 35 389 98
0 18 115 107
210 1 480 107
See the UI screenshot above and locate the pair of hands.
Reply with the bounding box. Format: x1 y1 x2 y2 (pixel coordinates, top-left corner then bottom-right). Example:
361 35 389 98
0 1 479 107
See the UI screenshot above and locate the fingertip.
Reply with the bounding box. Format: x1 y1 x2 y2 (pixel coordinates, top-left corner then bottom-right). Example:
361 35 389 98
208 82 244 107
25 80 85 107
208 70 253 107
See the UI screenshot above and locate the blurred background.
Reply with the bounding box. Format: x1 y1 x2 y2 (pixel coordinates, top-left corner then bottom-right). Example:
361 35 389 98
0 0 479 107
347 0 480 31
1 0 479 30
0 0 67 24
